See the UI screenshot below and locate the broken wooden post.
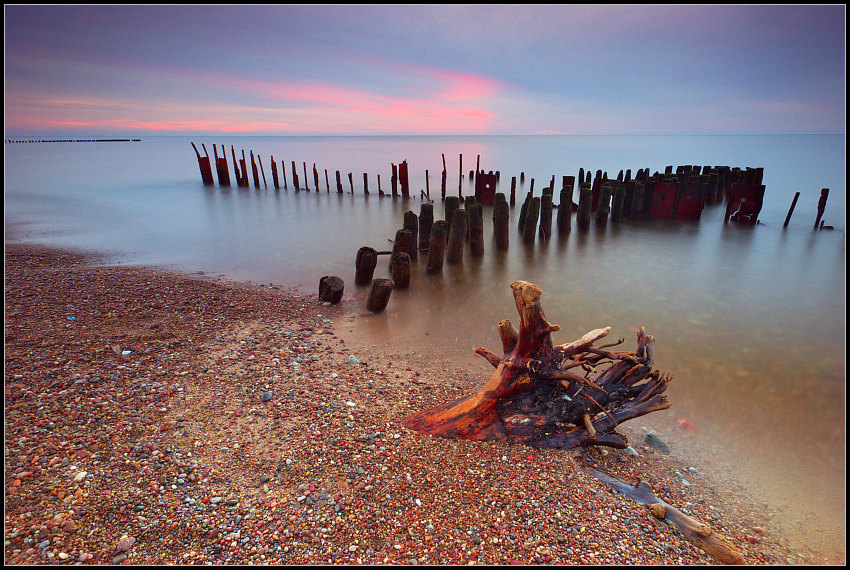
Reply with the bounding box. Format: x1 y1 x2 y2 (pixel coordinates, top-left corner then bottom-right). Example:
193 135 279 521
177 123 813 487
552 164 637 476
391 163 399 197
596 182 613 226
232 146 245 187
325 169 330 192
445 196 460 235
366 278 394 313
258 155 268 188
355 246 379 286
441 154 447 200
348 172 354 194
281 160 288 189
458 153 463 197
313 164 320 192
318 276 344 304
303 162 310 191
426 220 448 274
577 183 592 230
468 201 484 257
250 151 260 188
191 142 214 185
271 155 280 189
493 195 510 251
446 209 467 264
557 179 574 233
214 144 231 186
363 173 369 196
419 203 434 251
611 183 625 222
399 160 410 198
390 229 412 269
813 188 829 230
425 169 430 201
291 161 300 190
539 190 553 241
631 182 645 218
378 174 384 196
783 191 800 228
522 197 540 244
391 252 411 289
336 171 343 194
510 176 517 207
403 211 418 261
518 191 531 233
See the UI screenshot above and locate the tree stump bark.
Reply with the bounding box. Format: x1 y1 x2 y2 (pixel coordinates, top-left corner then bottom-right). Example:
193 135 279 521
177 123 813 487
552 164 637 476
403 281 671 450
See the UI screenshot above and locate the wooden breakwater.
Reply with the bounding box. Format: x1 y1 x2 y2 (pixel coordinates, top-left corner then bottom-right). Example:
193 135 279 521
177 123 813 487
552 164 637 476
6 138 141 143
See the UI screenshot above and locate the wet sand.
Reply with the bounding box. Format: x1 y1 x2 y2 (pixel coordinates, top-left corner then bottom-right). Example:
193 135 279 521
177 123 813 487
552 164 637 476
4 243 842 565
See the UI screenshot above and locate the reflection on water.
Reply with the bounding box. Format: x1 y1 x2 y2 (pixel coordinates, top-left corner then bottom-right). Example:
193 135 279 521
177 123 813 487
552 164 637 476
5 135 845 559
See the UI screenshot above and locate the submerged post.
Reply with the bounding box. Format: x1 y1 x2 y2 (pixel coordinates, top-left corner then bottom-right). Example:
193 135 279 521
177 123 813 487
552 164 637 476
446 209 467 264
783 192 800 228
539 190 553 241
426 220 448 274
577 183 592 230
493 195 510 251
522 197 540 244
191 142 214 185
419 203 434 251
403 211 419 261
468 201 484 257
596 182 613 226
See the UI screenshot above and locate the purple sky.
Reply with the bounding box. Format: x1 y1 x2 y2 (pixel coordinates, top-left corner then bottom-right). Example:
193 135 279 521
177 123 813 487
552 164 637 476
4 4 846 136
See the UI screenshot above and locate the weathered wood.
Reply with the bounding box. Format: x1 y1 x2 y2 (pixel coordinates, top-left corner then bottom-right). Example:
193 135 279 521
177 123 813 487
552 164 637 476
493 198 510 251
318 275 344 304
366 278 394 313
363 173 369 195
399 160 410 198
557 181 573 233
392 164 399 198
250 151 260 188
445 196 460 235
281 160 287 189
446 209 467 264
783 191 800 228
271 156 280 189
813 188 829 230
313 164 320 192
468 202 484 257
391 229 412 268
303 162 310 191
419 203 434 251
325 169 330 192
191 142 214 185
611 184 625 222
522 197 540 244
291 161 300 190
631 182 645 218
391 252 411 289
348 172 354 194
426 220 448 274
596 182 612 225
403 281 671 450
403 211 418 261
539 190 552 241
577 183 592 230
584 466 745 565
510 177 517 207
336 171 343 194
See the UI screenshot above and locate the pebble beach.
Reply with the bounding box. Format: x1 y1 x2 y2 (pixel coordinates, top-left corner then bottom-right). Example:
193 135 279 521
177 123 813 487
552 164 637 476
4 243 841 565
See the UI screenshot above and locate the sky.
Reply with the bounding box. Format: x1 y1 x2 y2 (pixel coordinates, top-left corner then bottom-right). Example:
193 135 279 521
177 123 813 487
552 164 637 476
3 4 846 136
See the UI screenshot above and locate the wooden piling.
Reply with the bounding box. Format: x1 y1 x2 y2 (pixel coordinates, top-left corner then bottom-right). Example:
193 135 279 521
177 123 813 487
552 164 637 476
325 169 330 192
445 196 460 235
281 160 288 189
814 188 829 230
446 209 467 264
425 169 431 201
441 154 447 200
336 171 343 194
399 160 410 198
577 183 592 230
426 220 448 274
366 278 394 313
611 183 625 222
258 155 268 188
522 197 540 244
510 177 517 207
557 180 573 233
318 276 344 304
518 191 531 233
391 253 411 289
348 173 354 194
241 151 249 187
595 182 613 226
458 154 463 197
191 142 214 185
303 162 310 191
250 151 260 188
468 202 484 257
419 203 434 251
631 182 645 218
539 190 553 241
493 198 510 251
355 246 378 286
313 164 319 192
271 156 280 189
363 173 369 195
390 229 412 269
232 146 243 187
403 211 418 261
783 191 800 228
291 161 299 190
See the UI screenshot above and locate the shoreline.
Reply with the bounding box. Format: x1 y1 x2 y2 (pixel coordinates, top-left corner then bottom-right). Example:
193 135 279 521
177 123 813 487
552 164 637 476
4 242 842 565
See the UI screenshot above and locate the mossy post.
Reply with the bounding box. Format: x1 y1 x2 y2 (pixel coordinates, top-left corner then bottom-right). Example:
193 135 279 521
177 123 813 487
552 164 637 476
391 252 411 289
522 197 540 244
366 278 394 313
493 195 510 251
419 203 434 251
403 211 418 261
596 182 613 226
539 189 553 241
426 220 448 274
355 247 378 286
446 209 467 264
611 184 626 222
577 183 592 230
468 201 485 257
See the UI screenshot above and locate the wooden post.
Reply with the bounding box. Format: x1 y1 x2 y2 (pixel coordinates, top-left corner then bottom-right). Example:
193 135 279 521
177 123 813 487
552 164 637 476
191 142 214 185
390 229 412 269
366 278 394 313
271 156 280 189
446 209 467 264
403 211 419 261
336 171 343 194
445 196 460 235
539 190 553 241
258 154 268 188
611 183 625 222
399 160 410 198
291 161 299 190
303 162 310 191
468 202 484 257
813 188 829 230
391 253 411 289
783 191 800 228
391 164 398 197
441 154 447 200
313 164 320 192
348 172 354 194
231 146 242 186
596 182 612 226
363 173 369 195
281 160 288 189
631 182 645 218
458 154 463 197
493 197 510 251
241 150 249 187
577 183 592 230
419 203 434 251
325 169 330 193
378 174 383 196
426 220 448 274
250 151 260 187
557 180 573 233
355 247 378 286
318 276 344 304
425 169 430 200
510 177 517 207
522 197 540 244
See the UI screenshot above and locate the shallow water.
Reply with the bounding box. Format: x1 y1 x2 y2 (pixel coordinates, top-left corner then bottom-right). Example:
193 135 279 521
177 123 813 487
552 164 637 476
4 134 845 559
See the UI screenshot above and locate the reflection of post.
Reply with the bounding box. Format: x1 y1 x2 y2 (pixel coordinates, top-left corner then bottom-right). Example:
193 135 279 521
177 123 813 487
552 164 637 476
813 188 829 230
783 191 800 228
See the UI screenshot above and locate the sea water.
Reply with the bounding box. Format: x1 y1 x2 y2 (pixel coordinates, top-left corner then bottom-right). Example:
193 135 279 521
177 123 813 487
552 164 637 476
5 134 845 559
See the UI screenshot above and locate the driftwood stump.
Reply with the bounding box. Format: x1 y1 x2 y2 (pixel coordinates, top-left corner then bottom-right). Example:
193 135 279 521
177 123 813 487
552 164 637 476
403 281 671 450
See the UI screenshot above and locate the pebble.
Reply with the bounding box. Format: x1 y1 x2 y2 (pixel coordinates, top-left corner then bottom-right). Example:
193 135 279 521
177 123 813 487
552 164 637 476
261 391 273 402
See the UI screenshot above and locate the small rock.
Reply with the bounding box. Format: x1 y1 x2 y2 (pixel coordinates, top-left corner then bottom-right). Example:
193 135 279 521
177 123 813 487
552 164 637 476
347 355 360 365
261 391 273 402
644 432 670 453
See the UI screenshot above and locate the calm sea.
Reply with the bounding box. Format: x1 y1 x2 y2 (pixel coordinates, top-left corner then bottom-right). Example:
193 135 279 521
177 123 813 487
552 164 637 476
5 134 846 558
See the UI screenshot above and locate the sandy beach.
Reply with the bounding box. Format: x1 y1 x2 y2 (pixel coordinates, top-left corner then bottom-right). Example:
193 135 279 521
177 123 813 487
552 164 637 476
4 242 840 565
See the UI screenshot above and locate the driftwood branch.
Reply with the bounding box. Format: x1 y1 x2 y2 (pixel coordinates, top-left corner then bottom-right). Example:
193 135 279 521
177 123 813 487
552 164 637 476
403 281 672 450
